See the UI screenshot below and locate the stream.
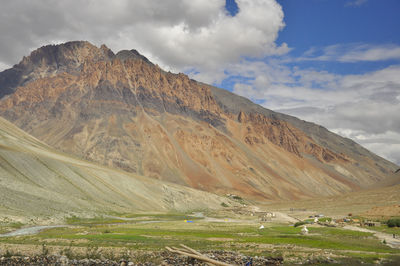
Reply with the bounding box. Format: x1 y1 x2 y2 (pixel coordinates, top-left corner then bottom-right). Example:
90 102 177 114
0 225 66 237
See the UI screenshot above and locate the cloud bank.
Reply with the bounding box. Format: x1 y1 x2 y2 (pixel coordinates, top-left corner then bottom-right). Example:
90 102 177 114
233 62 400 165
0 0 288 83
297 44 400 63
0 0 399 165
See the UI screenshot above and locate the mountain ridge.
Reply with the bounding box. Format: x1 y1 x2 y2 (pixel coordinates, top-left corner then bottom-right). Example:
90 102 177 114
0 41 398 201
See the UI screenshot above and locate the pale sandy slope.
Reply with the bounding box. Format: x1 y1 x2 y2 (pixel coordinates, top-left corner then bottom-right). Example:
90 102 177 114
0 117 230 221
262 182 400 218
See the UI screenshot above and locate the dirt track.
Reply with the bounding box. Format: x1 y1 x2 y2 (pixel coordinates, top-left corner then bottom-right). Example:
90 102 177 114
343 225 400 249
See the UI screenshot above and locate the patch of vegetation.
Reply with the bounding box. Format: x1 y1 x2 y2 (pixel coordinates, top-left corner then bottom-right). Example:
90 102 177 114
221 202 229 207
225 194 246 205
318 217 332 223
85 245 102 260
368 225 400 235
2 249 21 258
60 242 75 259
387 218 400 228
1 215 398 263
304 217 332 223
340 252 400 265
294 221 308 227
41 243 49 256
66 215 126 225
0 221 24 234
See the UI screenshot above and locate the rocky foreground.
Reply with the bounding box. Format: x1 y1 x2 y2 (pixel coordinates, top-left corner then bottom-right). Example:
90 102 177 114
0 251 284 266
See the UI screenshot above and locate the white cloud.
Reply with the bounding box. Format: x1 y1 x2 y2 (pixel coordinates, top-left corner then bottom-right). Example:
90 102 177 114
363 143 400 166
298 44 400 63
0 0 398 166
0 0 288 82
0 62 10 72
345 0 368 7
232 61 400 165
332 129 400 165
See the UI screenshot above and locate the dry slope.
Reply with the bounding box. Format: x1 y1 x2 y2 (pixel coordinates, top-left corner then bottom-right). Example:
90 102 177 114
0 41 398 200
0 117 229 219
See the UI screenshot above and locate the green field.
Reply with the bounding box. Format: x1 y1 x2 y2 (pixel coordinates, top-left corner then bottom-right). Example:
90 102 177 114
1 213 399 265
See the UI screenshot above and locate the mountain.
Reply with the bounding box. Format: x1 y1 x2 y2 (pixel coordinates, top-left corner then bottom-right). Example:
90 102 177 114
0 41 398 200
0 116 229 220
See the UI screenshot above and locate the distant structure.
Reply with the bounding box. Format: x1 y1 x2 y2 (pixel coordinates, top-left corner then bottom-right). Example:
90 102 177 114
364 221 381 227
301 225 309 235
259 212 276 222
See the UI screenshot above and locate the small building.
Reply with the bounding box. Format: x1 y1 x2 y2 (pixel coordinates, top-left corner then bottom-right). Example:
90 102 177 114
364 221 381 227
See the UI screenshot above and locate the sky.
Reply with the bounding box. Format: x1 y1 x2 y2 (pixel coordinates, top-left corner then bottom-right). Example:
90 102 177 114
0 0 399 165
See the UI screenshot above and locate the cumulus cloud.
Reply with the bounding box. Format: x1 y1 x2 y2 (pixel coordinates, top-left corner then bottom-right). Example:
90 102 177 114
297 44 400 63
0 0 398 165
0 0 288 83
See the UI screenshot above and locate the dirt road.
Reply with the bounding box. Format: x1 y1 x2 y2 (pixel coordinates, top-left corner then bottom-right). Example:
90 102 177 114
343 225 400 249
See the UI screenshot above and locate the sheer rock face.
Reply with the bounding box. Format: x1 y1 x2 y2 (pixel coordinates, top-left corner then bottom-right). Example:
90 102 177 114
0 41 398 200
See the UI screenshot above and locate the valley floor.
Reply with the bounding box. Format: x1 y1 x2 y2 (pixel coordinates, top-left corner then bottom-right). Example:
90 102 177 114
1 209 399 265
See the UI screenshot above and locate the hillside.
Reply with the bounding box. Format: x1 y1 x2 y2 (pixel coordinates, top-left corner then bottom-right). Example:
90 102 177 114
0 41 398 200
0 117 229 220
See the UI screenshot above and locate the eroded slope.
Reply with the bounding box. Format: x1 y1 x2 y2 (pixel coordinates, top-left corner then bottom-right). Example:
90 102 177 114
0 41 397 200
0 117 228 219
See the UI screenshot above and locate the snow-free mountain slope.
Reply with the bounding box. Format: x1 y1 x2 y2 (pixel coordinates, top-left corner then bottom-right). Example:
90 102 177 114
0 116 228 218
0 41 397 200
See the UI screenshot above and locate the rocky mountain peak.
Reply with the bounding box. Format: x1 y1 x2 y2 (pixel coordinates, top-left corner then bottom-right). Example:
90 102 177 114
0 41 397 200
18 41 110 71
116 49 153 65
0 41 115 98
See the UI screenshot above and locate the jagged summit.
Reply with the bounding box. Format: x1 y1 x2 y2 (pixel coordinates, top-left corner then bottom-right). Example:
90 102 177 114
116 49 153 65
0 41 153 98
0 41 398 200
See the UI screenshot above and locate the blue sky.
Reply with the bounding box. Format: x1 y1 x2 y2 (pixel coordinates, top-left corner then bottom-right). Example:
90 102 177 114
0 0 399 165
223 0 400 79
221 0 400 164
276 0 400 75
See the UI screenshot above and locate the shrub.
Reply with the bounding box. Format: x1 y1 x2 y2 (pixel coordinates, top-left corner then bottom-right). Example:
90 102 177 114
387 218 400 228
232 195 243 200
41 244 49 257
85 246 101 260
294 221 306 227
61 243 75 260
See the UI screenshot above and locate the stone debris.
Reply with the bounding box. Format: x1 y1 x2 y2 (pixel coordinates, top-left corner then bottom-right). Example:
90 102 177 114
162 250 283 265
0 251 284 265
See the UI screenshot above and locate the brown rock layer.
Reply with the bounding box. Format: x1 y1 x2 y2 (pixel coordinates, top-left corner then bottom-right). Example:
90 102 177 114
0 41 397 200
